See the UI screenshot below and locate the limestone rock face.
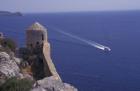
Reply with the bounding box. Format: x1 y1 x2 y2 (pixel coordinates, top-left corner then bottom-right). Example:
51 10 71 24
0 52 21 85
31 76 78 91
0 52 20 78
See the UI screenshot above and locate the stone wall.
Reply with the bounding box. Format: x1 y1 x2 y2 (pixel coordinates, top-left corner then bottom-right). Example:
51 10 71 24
43 42 61 81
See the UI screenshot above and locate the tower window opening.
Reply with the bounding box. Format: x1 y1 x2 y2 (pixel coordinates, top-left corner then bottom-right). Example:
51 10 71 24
42 34 44 40
36 41 39 45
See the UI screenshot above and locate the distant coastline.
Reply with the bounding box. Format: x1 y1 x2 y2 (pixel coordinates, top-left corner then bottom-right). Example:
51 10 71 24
0 11 23 16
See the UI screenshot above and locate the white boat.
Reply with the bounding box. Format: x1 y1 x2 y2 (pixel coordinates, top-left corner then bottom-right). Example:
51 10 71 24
104 47 111 52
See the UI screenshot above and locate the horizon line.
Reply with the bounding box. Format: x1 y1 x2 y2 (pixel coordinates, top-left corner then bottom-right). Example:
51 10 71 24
22 9 140 14
1 9 140 14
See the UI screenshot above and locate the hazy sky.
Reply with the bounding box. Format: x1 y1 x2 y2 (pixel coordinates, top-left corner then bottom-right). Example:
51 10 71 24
0 0 140 13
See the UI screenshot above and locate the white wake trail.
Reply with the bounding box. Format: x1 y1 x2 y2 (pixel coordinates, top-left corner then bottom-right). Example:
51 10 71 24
51 27 111 51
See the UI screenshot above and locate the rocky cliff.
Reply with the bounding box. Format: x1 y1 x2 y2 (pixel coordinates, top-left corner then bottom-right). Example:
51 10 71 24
0 51 77 91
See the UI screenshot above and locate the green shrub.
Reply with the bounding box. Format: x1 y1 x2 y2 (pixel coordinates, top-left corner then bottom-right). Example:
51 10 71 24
0 38 17 52
0 77 33 91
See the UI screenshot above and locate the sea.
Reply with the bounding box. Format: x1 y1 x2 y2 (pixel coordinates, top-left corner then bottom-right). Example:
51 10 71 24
0 11 140 91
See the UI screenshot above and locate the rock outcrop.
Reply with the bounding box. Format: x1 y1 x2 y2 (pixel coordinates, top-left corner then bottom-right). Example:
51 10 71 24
0 51 34 85
0 52 20 77
0 52 21 85
31 76 77 91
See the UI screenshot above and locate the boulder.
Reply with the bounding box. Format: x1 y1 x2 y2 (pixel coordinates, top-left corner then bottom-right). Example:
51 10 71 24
31 76 78 91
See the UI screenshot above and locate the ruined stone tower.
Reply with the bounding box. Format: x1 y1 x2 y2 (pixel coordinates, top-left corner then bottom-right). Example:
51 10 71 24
26 22 47 49
26 22 61 80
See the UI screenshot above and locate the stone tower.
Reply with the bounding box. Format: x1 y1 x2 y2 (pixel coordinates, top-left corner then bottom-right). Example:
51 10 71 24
26 22 48 49
26 22 61 81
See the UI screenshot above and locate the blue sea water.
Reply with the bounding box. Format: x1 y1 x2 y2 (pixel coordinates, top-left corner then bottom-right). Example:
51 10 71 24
0 11 140 91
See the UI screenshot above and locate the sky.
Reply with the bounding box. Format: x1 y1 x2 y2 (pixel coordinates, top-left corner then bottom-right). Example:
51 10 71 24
0 0 140 13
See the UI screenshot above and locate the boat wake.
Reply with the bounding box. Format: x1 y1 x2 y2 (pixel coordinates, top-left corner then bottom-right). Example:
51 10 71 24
50 27 111 51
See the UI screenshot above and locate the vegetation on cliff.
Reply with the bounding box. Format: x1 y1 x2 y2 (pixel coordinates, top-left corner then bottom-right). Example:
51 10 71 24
0 38 17 52
0 77 33 91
